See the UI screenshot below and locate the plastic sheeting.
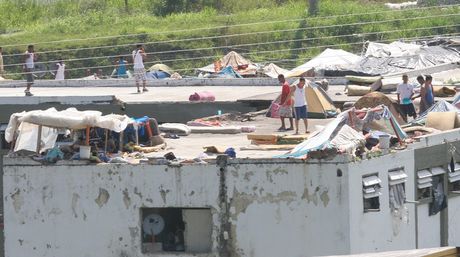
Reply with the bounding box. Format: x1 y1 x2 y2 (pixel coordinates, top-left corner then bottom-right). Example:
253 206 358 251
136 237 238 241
16 108 130 133
262 63 289 78
280 105 407 158
349 44 460 76
14 122 58 153
410 100 460 126
286 48 362 78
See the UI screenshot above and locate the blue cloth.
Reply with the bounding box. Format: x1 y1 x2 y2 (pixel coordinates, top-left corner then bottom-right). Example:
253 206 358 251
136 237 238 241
117 60 127 78
224 147 236 158
294 105 308 120
425 85 434 106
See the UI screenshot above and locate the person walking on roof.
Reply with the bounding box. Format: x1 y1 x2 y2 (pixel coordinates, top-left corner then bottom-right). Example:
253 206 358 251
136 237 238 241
54 60 66 80
23 45 37 96
277 74 294 131
132 44 147 93
396 74 416 122
291 77 309 134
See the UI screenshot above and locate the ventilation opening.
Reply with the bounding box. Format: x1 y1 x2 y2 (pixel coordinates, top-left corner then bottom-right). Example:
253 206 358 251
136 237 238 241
141 208 212 254
362 174 381 212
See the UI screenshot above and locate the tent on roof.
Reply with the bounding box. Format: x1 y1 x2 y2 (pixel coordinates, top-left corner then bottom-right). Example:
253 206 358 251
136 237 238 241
261 63 289 78
279 105 407 158
266 80 338 119
354 92 406 125
148 64 173 74
286 48 362 78
197 51 258 76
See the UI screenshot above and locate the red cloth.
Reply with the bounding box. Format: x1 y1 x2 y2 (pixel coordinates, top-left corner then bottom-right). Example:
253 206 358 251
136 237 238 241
280 82 292 106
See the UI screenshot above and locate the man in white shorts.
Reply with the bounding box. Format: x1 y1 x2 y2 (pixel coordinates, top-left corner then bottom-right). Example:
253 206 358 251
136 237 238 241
132 44 147 93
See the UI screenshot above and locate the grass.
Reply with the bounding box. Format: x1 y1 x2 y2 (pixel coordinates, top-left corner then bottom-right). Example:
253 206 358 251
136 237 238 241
0 0 459 79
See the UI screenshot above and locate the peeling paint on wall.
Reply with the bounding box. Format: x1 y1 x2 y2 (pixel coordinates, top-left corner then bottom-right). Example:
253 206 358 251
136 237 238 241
122 189 131 209
95 188 110 208
11 189 23 214
71 193 80 218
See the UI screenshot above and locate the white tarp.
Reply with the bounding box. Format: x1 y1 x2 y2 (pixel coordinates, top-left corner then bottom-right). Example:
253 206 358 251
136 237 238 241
14 122 58 153
262 63 289 78
365 41 422 58
16 108 130 132
286 48 362 78
5 108 131 153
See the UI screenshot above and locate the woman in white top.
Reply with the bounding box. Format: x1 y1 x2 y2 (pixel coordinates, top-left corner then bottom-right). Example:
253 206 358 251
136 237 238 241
55 61 66 80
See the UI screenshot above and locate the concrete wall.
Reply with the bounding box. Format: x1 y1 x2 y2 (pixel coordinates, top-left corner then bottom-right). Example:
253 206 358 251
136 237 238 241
348 150 416 253
225 161 351 257
3 158 351 257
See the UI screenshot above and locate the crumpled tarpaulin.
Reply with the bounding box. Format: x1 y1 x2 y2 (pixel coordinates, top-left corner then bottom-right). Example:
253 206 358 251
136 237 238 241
409 100 460 126
278 105 407 158
347 43 460 76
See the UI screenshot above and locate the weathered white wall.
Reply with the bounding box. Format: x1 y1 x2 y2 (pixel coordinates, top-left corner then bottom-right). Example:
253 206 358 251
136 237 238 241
3 158 352 257
416 204 441 248
3 163 220 257
348 150 416 253
226 161 351 257
447 196 460 246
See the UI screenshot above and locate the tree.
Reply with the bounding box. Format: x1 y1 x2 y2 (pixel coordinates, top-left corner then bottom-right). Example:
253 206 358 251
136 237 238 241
308 0 318 16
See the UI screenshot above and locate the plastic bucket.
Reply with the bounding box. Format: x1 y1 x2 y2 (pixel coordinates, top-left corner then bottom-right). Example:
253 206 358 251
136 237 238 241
79 145 91 159
379 135 390 150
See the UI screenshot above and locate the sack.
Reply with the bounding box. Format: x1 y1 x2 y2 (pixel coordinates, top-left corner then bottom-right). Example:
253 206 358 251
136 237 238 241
279 105 293 117
267 102 280 118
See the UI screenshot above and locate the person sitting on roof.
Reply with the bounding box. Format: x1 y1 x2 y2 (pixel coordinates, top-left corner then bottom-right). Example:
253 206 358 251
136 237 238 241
396 74 416 122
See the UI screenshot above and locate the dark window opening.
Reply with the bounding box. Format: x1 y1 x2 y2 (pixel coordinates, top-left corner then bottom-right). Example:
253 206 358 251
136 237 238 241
141 207 212 254
362 174 381 212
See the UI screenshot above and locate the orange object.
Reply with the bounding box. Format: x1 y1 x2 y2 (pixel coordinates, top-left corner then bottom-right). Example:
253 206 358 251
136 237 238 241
85 126 90 146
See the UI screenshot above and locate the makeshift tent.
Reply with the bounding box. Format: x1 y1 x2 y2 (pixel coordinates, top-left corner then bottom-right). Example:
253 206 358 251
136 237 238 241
279 106 407 158
286 48 362 78
197 51 258 76
5 108 131 153
261 63 289 78
266 80 338 119
354 92 406 125
365 41 422 58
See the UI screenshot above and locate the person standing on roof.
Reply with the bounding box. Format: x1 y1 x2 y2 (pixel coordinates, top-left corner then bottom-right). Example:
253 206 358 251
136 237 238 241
396 74 416 122
115 56 128 78
54 60 66 80
132 44 147 93
278 74 294 131
0 47 4 77
23 45 37 96
291 77 309 134
423 75 435 111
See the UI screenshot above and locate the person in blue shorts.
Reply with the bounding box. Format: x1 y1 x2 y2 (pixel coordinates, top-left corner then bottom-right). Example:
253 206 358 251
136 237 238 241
291 77 309 134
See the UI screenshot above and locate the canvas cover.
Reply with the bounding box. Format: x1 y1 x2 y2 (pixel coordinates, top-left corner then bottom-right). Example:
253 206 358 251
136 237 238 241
280 106 407 158
262 63 289 78
198 51 258 76
148 64 173 74
354 92 406 125
410 100 460 126
286 48 362 78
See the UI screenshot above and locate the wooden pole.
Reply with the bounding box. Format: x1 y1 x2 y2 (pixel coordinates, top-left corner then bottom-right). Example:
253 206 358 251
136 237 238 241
389 117 403 144
36 125 42 154
85 126 90 146
308 0 319 16
119 131 124 152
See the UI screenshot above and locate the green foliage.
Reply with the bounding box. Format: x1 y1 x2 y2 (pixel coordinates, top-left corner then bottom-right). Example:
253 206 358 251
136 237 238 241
0 0 459 79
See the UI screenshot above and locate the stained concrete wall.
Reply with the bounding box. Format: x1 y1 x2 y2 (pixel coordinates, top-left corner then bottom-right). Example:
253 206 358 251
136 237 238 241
3 158 351 257
348 150 416 253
